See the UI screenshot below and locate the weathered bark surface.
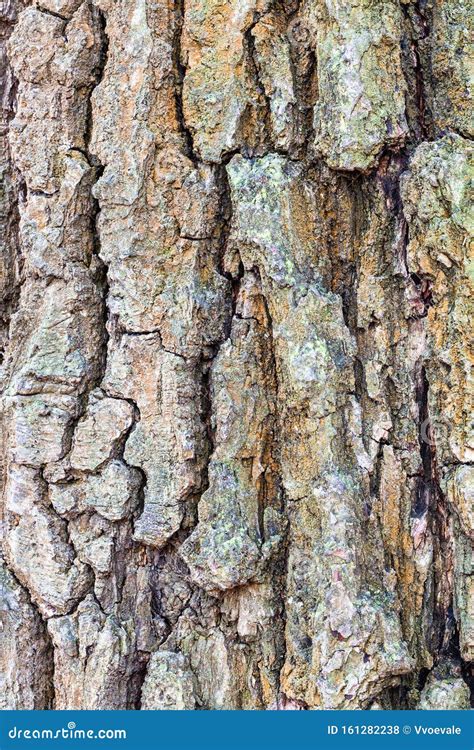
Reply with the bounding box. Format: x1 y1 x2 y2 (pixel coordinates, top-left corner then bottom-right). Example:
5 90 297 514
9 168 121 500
0 0 472 710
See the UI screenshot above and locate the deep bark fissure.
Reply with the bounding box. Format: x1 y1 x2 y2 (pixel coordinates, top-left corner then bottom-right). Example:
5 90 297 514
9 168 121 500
401 0 432 142
0 2 24 367
172 0 198 165
0 552 55 708
414 365 468 695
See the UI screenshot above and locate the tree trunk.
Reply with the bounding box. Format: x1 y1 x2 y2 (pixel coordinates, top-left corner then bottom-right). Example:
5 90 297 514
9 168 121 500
0 0 472 711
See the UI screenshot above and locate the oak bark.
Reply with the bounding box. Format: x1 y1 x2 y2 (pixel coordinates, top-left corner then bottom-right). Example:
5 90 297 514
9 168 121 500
0 0 472 710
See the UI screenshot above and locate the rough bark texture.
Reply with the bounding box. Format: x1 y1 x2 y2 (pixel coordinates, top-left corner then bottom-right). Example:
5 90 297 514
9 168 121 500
0 0 472 711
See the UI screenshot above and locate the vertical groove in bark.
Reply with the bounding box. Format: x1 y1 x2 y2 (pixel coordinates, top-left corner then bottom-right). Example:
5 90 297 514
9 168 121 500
0 0 24 367
173 0 198 164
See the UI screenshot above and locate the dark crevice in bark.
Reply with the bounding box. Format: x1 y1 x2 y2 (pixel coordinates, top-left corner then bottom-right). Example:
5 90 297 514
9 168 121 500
274 485 291 704
368 439 389 517
0 2 25 367
0 553 55 708
377 151 410 218
198 357 214 501
86 5 109 380
243 21 273 153
191 165 235 523
450 128 474 143
376 149 436 333
416 440 473 702
172 0 198 165
353 357 365 406
400 1 432 143
132 654 152 710
415 365 455 669
85 5 109 162
215 164 235 283
254 276 289 702
36 6 68 22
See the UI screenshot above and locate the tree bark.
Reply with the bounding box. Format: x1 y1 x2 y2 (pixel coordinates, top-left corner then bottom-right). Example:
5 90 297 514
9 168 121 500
0 0 472 710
